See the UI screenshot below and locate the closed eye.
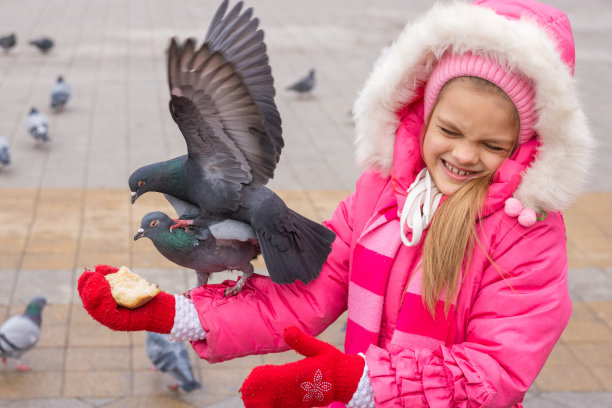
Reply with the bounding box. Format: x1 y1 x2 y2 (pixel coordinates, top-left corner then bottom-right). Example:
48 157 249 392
484 143 509 153
440 126 460 137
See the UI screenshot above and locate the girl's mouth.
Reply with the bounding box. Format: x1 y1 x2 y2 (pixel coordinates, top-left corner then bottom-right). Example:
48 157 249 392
442 159 478 178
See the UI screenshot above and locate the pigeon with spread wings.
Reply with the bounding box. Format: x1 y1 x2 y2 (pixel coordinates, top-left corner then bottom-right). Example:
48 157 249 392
129 0 335 287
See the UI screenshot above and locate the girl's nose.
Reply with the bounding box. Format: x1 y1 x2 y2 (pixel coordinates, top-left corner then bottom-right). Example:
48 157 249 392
452 142 479 165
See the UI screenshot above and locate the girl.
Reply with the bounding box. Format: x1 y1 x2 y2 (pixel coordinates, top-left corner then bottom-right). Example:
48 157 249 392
78 0 594 406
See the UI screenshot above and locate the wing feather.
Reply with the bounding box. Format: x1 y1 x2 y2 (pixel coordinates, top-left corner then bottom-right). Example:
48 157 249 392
204 1 283 175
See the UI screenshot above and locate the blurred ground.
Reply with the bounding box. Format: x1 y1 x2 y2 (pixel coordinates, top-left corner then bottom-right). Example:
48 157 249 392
0 0 611 407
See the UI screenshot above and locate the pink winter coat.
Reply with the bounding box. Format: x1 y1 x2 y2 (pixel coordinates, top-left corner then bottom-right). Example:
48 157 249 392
188 128 571 408
188 0 593 406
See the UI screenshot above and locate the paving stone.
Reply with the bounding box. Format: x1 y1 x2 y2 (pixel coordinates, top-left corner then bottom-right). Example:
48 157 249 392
3 399 93 408
68 324 131 348
535 365 603 392
63 371 132 398
538 392 612 408
66 347 131 372
0 371 62 399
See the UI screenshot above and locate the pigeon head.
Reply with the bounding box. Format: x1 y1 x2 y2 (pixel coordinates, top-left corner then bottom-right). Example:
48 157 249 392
57 76 64 82
29 107 38 115
25 296 47 320
129 157 188 204
134 211 173 240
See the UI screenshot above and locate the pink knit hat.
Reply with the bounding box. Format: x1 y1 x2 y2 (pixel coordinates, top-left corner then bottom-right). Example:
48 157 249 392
424 52 537 145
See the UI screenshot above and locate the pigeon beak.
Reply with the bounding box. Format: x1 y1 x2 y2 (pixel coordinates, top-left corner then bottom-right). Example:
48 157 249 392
134 228 145 240
130 191 137 204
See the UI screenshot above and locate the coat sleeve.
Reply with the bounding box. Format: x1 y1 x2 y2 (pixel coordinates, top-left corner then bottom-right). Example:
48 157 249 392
365 212 572 407
187 192 357 363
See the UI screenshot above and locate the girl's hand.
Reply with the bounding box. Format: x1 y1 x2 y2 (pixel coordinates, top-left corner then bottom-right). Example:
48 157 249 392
240 326 365 408
77 264 175 333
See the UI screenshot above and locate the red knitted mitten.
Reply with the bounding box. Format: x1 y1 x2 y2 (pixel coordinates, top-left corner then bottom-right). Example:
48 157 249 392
240 326 365 408
78 264 175 333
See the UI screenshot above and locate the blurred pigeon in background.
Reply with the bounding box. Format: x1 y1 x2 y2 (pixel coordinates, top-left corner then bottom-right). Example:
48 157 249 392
50 76 71 112
0 33 16 52
0 135 10 167
0 296 47 371
29 36 53 53
129 0 335 288
24 107 50 145
286 68 315 96
134 210 259 295
145 332 202 392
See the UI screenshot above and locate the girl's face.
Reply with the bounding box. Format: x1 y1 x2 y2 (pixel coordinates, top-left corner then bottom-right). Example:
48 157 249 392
422 78 519 196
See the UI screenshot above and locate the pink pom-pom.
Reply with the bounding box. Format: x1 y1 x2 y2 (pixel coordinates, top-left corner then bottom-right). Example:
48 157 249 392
518 208 537 227
505 198 523 217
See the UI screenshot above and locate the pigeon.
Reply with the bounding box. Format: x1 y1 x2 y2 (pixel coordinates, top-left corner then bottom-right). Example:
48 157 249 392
0 33 16 52
135 210 260 295
145 332 202 392
29 36 53 53
286 69 315 96
50 76 71 111
129 0 335 288
24 107 50 144
0 296 47 371
0 135 10 167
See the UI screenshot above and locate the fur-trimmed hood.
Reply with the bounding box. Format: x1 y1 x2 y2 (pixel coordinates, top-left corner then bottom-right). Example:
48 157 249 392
352 0 594 212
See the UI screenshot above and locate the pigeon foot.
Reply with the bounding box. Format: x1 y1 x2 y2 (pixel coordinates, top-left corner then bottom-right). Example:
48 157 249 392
168 383 180 391
15 363 31 371
170 219 193 232
223 266 254 296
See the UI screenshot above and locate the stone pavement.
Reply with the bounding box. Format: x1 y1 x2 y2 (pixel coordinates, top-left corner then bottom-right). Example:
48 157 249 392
0 0 611 407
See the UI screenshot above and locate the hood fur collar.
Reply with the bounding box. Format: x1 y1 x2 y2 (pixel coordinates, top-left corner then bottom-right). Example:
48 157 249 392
352 1 594 212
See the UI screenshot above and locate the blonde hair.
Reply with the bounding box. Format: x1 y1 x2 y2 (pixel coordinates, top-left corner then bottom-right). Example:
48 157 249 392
419 76 519 316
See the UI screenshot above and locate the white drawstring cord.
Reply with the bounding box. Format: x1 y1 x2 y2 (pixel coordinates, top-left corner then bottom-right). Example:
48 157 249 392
399 168 443 246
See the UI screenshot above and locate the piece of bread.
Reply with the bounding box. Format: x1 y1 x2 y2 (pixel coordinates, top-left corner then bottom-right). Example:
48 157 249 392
105 266 160 309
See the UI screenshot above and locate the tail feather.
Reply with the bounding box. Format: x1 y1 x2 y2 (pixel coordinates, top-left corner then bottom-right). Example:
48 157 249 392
257 209 335 284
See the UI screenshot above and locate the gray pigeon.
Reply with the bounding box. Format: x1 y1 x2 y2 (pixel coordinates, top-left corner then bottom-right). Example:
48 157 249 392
0 33 16 52
286 69 315 95
135 210 259 295
0 135 10 167
29 36 53 53
0 296 47 371
24 107 50 144
129 0 335 287
50 76 71 111
145 332 202 392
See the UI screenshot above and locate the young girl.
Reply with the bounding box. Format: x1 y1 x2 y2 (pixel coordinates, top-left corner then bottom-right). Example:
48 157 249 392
78 0 594 406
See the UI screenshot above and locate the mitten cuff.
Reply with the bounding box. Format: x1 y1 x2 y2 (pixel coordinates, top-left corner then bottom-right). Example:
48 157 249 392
169 294 207 341
347 353 375 408
335 352 367 403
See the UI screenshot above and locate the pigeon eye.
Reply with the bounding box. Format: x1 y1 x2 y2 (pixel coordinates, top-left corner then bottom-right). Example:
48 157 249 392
138 181 146 188
150 220 159 227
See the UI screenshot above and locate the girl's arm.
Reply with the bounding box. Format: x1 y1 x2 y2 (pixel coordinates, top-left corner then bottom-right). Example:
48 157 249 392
188 191 358 363
366 212 571 407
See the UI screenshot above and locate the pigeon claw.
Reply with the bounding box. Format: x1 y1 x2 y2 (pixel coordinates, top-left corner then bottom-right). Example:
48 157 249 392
169 219 194 232
15 363 31 371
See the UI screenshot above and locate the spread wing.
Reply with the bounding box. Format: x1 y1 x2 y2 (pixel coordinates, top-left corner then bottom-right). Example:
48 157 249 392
205 0 283 174
168 37 257 210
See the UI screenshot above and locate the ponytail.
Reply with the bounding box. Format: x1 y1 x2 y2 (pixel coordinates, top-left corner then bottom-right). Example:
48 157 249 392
421 172 492 315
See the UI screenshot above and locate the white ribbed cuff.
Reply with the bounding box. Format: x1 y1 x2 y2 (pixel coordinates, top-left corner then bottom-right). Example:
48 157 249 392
168 295 207 342
347 353 375 408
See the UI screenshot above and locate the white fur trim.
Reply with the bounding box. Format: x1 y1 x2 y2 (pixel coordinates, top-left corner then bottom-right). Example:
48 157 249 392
347 353 375 408
353 1 594 211
169 295 206 342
